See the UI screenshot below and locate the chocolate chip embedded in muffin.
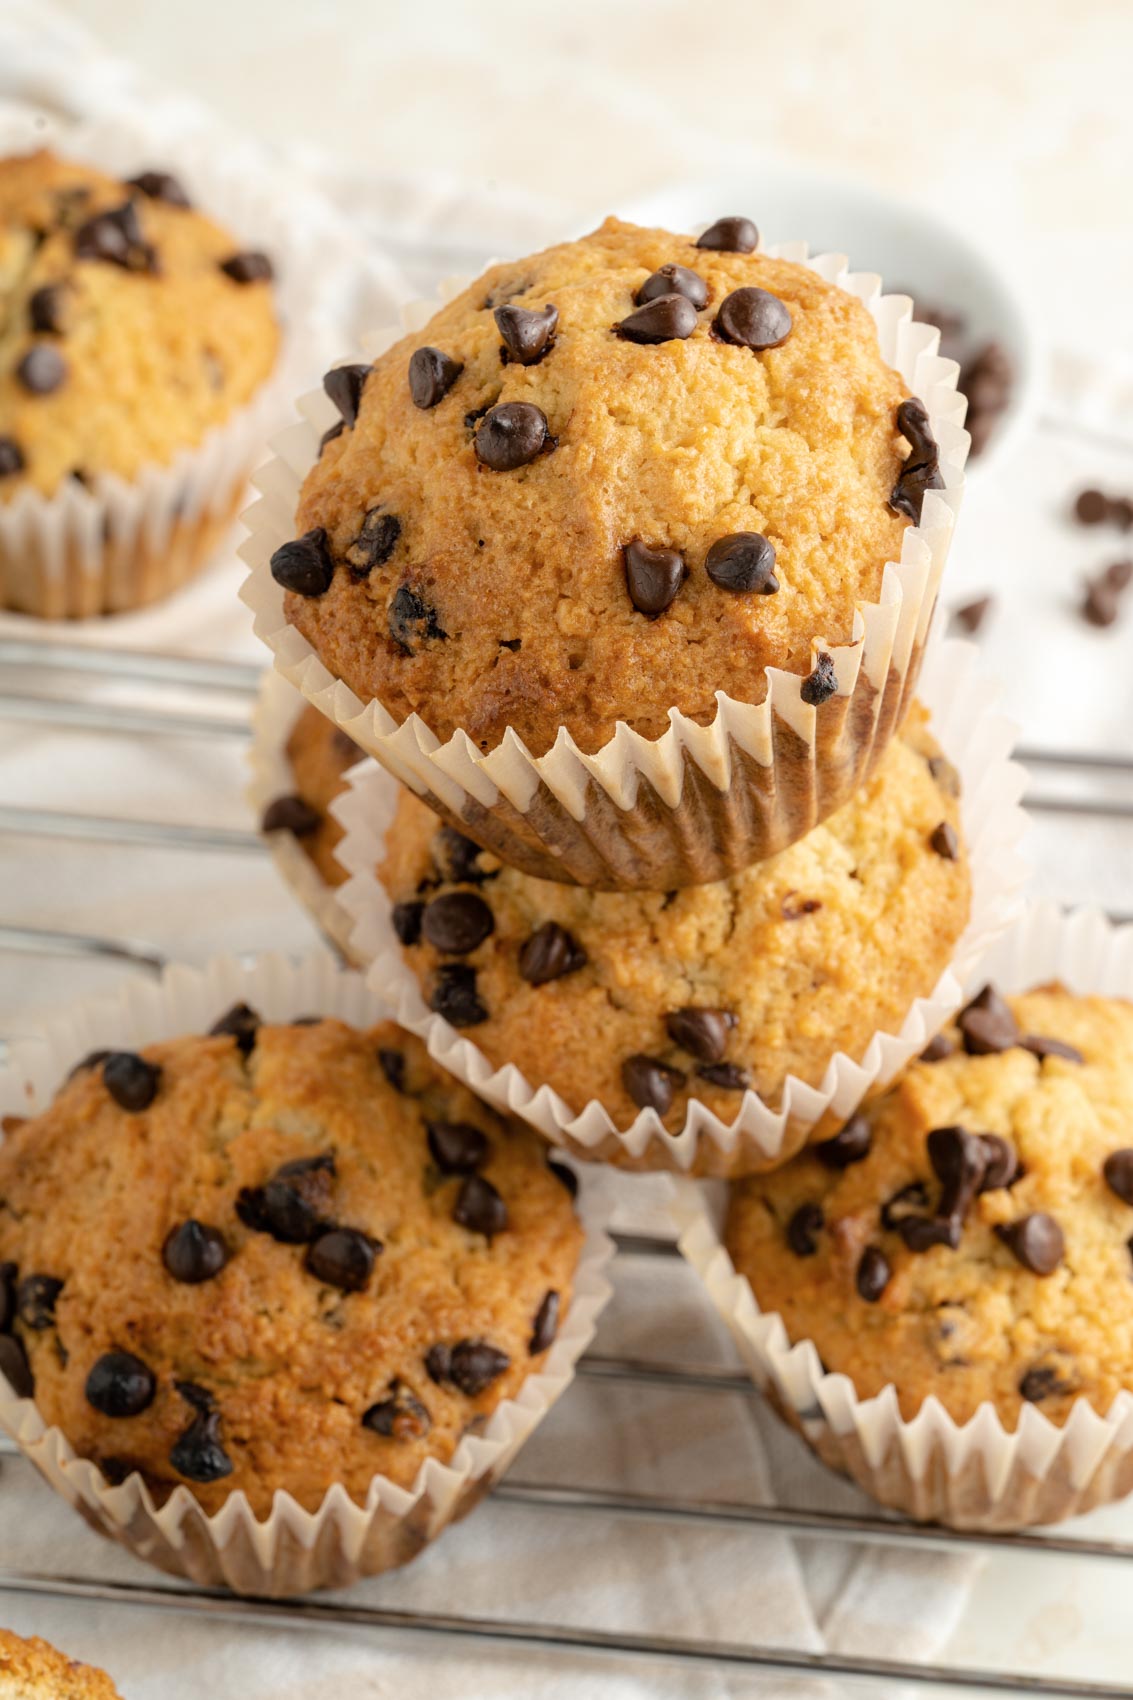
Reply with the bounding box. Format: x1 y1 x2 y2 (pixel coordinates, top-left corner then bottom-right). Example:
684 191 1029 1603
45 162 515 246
323 362 372 428
408 346 463 409
664 1007 736 1065
17 346 66 395
800 653 838 706
219 250 273 284
957 985 1019 1056
495 303 558 365
518 922 586 985
705 532 779 595
305 1226 380 1292
74 200 155 271
530 1290 560 1354
427 1120 490 1175
623 540 685 615
270 528 336 597
85 1350 156 1417
209 1001 261 1055
636 264 708 308
697 216 758 254
996 1212 1064 1275
0 437 25 478
452 1175 508 1238
363 1383 431 1440
713 287 792 351
388 585 446 652
126 169 191 208
16 1274 63 1331
426 1338 511 1397
930 822 960 861
473 401 552 470
102 1052 161 1112
616 294 698 344
622 1054 685 1115
162 1221 230 1285
346 510 401 577
814 1114 871 1170
429 963 489 1026
787 1202 823 1256
262 794 321 837
421 892 494 955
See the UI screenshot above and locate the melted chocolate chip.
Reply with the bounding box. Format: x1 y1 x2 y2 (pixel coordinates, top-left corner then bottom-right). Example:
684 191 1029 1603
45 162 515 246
714 287 792 351
896 398 937 461
617 293 698 344
881 1180 930 1231
622 1054 684 1115
426 1120 489 1175
0 438 25 478
453 1175 508 1238
209 1001 261 1056
800 653 838 706
664 1007 736 1065
1019 1365 1074 1404
17 346 66 394
496 303 558 364
388 584 446 651
323 362 371 427
75 201 155 271
787 1202 823 1257
85 1351 156 1417
270 527 335 597
697 217 758 253
1022 1034 1085 1064
624 540 685 614
547 1154 578 1197
930 822 960 860
421 891 495 955
306 1227 380 1292
28 284 67 335
261 794 320 837
126 170 190 207
377 1047 405 1092
219 251 273 284
429 1338 510 1397
17 1275 63 1331
1104 1149 1133 1205
170 1410 233 1482
409 346 463 409
236 1153 336 1244
391 899 425 946
996 1213 1064 1275
162 1221 229 1285
958 985 1020 1056
530 1290 560 1354
363 1383 431 1439
637 264 708 309
705 532 778 595
474 402 552 470
890 405 945 522
0 1335 34 1398
346 509 400 576
429 964 489 1026
697 1061 750 1091
814 1114 871 1170
518 922 587 985
856 1246 891 1302
102 1052 160 1112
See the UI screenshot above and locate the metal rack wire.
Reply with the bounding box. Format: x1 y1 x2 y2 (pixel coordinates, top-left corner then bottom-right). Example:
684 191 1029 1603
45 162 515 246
3 634 1133 1697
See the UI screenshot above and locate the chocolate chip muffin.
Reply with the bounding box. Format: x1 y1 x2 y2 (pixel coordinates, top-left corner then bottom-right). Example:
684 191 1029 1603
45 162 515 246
274 215 935 759
260 703 361 889
0 1631 121 1699
0 149 280 615
727 985 1133 1427
0 1012 582 1517
376 703 970 1160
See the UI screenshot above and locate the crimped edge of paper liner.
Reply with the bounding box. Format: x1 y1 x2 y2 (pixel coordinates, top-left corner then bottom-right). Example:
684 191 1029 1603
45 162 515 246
238 240 969 889
332 636 1030 1176
0 952 614 1596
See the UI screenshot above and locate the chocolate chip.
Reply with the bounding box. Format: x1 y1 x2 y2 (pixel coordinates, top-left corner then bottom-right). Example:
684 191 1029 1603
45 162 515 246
17 1275 63 1331
323 362 371 427
453 1175 508 1238
780 892 822 921
427 1120 489 1175
1104 1149 1133 1205
697 216 758 253
814 1114 871 1170
954 595 993 635
636 264 708 309
388 584 446 651
1022 1034 1084 1064
236 1153 336 1244
930 821 960 860
0 1264 14 1335
800 653 838 706
622 1054 684 1115
474 402 551 470
219 251 273 284
363 1383 431 1439
1082 579 1121 628
346 509 400 576
530 1290 560 1354
306 1227 380 1292
890 458 945 523
162 1221 229 1285
958 985 1020 1056
409 346 463 408
0 438 25 478
856 1246 891 1302
28 284 67 335
787 1202 823 1256
170 1410 233 1482
664 1007 736 1065
518 922 587 985
85 1351 156 1417
623 540 685 614
17 345 66 394
979 1135 1021 1192
881 1180 930 1231
495 303 558 365
547 1154 578 1197
270 527 335 597
261 794 320 837
102 1052 160 1112
616 293 698 344
377 1047 405 1092
1105 558 1133 592
705 532 778 595
332 728 363 763
927 1124 989 1227
421 891 494 955
74 201 155 271
209 1001 261 1056
0 1335 34 1398
319 420 344 455
996 1212 1064 1275
126 170 190 207
429 964 488 1026
434 827 493 884
928 755 962 798
1019 1365 1073 1404
174 1380 216 1415
899 1215 961 1252
68 1047 112 1080
1074 489 1109 525
391 899 425 946
435 1338 510 1397
714 287 792 351
697 1062 751 1091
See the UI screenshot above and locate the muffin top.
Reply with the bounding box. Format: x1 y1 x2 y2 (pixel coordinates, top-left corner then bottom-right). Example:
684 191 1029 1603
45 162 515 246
727 986 1133 1426
377 703 969 1140
260 703 361 888
0 1631 121 1700
0 150 280 498
0 1012 581 1517
279 215 928 758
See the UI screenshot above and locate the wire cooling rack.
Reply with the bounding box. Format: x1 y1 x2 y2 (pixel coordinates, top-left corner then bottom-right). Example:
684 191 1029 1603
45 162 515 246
3 635 1133 1699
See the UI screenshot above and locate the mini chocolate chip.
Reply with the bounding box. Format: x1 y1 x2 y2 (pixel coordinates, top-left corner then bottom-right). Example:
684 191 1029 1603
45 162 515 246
347 509 400 576
102 1052 160 1112
170 1410 233 1482
714 287 792 350
800 653 838 706
705 532 778 595
664 1007 736 1065
1019 1365 1073 1404
979 1135 1021 1192
954 595 993 635
219 251 273 284
162 1221 229 1284
28 284 67 335
547 1154 578 1197
616 292 699 344
363 1383 431 1440
391 900 425 946
236 1153 336 1244
815 1114 871 1170
623 540 685 614
434 826 492 884
496 303 558 365
306 1227 380 1292
74 201 155 271
261 794 320 837
126 170 190 207
890 458 945 523
409 345 463 408
1104 1149 1133 1205
209 1001 261 1056
323 362 371 427
0 438 25 478
474 402 551 470
427 1121 489 1175
881 1180 930 1231
319 420 344 455
530 1290 560 1354
421 891 495 955
0 1263 15 1334
1022 1034 1085 1064
447 1339 510 1397
270 527 335 597
697 216 758 253
17 1275 63 1331
453 1175 508 1238
920 1034 954 1063
17 345 66 395
0 1335 34 1398
996 1213 1064 1275
787 1202 824 1257
622 1054 685 1115
377 1047 405 1092
637 264 708 309
1074 489 1109 525
519 922 587 985
930 822 959 860
697 1062 751 1090
856 1246 891 1302
429 964 489 1026
958 985 1020 1056
85 1351 156 1417
780 892 822 921
388 584 446 651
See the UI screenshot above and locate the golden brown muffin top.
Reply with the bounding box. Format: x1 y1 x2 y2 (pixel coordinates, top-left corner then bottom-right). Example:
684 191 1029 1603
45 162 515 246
0 1630 121 1699
728 987 1133 1426
0 1014 581 1517
259 703 361 889
279 216 925 757
0 150 280 498
377 703 969 1136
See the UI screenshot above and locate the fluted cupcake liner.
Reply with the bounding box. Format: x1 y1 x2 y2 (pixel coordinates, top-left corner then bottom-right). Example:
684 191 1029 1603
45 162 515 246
0 953 613 1596
333 637 1029 1177
677 902 1133 1529
240 241 968 891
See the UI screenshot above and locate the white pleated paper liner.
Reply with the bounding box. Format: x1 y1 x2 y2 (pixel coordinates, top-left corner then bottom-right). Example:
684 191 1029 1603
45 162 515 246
247 669 365 966
676 902 1133 1531
0 105 405 618
240 241 969 891
334 637 1030 1177
0 954 614 1597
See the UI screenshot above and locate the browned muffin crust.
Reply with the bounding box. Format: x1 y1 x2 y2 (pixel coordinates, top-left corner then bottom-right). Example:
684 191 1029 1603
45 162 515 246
0 1630 121 1699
